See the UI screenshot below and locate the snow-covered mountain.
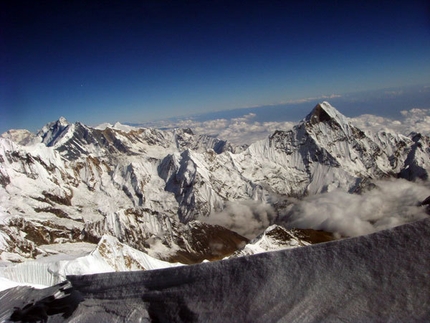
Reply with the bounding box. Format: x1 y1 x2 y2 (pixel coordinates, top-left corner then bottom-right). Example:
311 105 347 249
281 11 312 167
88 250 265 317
230 224 338 257
1 101 429 268
230 225 310 257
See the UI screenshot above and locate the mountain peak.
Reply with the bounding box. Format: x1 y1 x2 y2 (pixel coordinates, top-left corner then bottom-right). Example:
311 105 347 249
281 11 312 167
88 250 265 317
58 116 69 126
306 102 347 125
38 117 71 147
304 101 352 136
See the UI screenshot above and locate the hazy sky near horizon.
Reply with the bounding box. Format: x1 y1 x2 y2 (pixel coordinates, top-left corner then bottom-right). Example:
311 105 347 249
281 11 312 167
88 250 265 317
1 0 430 133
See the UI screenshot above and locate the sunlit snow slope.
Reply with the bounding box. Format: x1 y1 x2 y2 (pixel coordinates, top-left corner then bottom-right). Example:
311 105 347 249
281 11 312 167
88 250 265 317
0 234 181 291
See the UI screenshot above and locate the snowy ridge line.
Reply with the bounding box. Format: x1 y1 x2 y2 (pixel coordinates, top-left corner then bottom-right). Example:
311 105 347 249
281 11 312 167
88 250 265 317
68 217 430 322
0 234 182 292
230 224 311 257
1 217 428 322
68 216 430 291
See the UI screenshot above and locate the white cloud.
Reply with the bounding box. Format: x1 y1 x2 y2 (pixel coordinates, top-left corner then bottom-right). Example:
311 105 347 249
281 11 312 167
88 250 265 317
213 118 295 145
173 106 430 145
280 179 430 237
146 114 296 145
140 97 430 146
351 108 430 136
145 236 180 259
198 179 430 239
199 201 277 239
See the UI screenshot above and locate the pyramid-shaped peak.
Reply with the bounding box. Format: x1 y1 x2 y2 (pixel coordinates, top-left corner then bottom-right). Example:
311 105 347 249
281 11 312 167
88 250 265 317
305 101 350 127
57 116 69 125
38 117 72 146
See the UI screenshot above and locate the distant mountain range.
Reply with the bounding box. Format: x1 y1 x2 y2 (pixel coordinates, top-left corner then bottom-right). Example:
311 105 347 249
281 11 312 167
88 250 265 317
1 101 429 286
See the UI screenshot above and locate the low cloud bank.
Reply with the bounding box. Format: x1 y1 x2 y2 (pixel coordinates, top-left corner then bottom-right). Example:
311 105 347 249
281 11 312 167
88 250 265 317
142 107 430 146
199 201 276 239
127 86 430 146
280 179 430 237
141 113 296 145
351 108 430 136
199 179 430 240
174 113 297 146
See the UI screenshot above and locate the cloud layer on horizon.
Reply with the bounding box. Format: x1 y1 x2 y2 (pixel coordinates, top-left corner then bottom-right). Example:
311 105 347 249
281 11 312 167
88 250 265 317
144 106 430 145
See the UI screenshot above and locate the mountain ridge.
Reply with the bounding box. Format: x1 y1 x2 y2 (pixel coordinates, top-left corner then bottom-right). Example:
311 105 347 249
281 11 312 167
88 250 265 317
1 102 429 266
1 216 429 322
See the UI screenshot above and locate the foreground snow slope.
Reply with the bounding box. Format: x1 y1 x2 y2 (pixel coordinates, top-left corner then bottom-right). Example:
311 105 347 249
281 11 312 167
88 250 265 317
1 218 429 322
0 234 181 291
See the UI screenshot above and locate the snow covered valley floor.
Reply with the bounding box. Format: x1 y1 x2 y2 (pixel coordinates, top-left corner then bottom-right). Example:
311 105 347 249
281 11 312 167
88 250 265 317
1 217 429 322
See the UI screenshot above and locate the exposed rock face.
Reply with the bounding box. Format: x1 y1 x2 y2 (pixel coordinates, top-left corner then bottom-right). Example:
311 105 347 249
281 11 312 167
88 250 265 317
1 102 429 262
167 221 248 264
399 132 430 181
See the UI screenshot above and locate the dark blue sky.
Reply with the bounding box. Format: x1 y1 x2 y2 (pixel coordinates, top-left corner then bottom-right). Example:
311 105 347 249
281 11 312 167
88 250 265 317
1 0 430 133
